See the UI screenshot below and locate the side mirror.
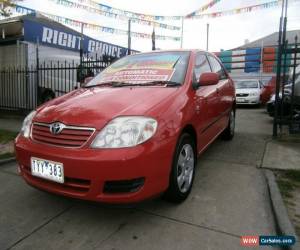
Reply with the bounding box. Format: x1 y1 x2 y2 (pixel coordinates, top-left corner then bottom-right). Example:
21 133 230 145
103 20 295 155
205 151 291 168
199 72 219 86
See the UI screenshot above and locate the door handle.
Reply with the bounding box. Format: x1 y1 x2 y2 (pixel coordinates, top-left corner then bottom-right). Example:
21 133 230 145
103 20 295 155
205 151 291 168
216 88 220 94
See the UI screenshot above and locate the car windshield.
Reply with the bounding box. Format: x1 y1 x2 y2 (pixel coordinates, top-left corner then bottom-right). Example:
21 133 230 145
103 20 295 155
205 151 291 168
85 51 190 87
235 80 259 89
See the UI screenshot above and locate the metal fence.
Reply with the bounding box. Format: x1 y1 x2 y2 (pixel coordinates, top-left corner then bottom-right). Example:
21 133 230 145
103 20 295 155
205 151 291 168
274 36 300 134
0 54 113 111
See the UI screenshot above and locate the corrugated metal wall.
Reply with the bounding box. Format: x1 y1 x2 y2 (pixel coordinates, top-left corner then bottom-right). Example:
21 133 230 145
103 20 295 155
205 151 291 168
0 42 27 68
0 43 29 109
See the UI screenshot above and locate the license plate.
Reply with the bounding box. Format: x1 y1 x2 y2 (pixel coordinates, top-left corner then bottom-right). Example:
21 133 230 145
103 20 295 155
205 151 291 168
31 157 64 183
237 98 245 103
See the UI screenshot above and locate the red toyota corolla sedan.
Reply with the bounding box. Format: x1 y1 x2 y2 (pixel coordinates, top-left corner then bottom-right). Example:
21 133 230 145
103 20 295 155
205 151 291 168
15 50 236 203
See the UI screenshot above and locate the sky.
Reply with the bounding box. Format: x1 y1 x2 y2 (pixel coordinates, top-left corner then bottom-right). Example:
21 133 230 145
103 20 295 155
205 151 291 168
13 0 300 52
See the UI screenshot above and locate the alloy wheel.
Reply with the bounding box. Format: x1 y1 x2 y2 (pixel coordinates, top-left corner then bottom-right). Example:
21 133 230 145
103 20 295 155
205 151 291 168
177 144 195 193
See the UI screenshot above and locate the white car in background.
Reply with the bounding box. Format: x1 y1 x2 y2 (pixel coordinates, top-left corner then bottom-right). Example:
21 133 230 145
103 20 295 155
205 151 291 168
235 79 263 106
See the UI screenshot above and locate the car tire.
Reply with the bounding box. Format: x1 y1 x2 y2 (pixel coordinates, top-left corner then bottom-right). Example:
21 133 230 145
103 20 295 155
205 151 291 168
163 133 196 203
221 109 235 140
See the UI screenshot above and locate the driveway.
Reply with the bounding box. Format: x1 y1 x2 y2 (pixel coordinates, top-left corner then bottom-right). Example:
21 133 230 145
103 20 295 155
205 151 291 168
0 108 277 250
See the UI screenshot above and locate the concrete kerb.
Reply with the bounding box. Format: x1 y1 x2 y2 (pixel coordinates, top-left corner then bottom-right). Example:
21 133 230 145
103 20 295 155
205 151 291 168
0 157 16 166
264 169 299 250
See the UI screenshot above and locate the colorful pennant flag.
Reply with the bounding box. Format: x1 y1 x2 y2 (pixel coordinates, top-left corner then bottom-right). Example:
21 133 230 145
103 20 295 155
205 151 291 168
185 0 296 19
49 0 181 30
186 0 221 18
76 0 182 21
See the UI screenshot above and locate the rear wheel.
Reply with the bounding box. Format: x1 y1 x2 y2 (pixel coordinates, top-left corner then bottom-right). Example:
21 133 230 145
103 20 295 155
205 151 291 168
164 133 196 203
221 109 235 140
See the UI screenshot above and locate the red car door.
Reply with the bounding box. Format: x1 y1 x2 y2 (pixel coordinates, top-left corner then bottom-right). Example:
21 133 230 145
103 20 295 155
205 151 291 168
192 52 220 153
207 55 231 131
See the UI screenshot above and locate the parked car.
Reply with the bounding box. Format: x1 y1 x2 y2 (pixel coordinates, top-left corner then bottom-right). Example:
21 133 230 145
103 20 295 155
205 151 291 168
235 79 264 105
266 93 290 117
293 64 300 105
15 50 236 204
260 76 276 104
267 64 300 117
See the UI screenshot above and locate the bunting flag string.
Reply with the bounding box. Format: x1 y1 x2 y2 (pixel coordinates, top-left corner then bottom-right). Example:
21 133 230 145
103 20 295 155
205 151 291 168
76 0 182 21
49 0 181 30
14 5 181 41
13 0 300 39
185 0 300 19
186 0 221 18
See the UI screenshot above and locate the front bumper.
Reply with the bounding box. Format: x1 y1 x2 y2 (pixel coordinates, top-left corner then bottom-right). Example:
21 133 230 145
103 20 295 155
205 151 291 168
236 96 260 105
15 134 175 203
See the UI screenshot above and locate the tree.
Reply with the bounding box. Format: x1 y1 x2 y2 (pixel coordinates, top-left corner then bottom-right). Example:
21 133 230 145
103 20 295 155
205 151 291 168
0 0 22 18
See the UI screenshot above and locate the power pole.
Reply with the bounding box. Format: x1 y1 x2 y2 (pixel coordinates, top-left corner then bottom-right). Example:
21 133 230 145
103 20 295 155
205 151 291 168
206 23 209 51
36 37 40 106
260 40 264 81
152 27 155 51
180 17 184 48
79 23 84 85
128 19 131 55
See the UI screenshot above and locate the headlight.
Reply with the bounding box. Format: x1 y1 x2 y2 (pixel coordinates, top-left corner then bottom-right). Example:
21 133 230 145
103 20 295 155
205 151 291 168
91 116 158 148
249 92 259 96
20 110 36 138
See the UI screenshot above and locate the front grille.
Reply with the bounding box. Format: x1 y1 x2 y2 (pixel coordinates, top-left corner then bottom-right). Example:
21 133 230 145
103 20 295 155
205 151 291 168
103 178 145 194
22 165 91 193
236 93 249 97
31 122 95 148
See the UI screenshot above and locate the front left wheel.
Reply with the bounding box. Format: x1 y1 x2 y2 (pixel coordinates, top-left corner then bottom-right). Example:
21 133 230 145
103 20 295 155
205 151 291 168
164 133 196 203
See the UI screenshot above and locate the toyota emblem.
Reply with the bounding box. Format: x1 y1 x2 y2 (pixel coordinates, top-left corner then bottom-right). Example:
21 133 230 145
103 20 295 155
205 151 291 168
50 122 65 135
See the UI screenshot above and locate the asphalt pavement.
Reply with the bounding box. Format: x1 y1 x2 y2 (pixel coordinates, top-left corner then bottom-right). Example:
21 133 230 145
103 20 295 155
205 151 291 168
0 108 278 250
